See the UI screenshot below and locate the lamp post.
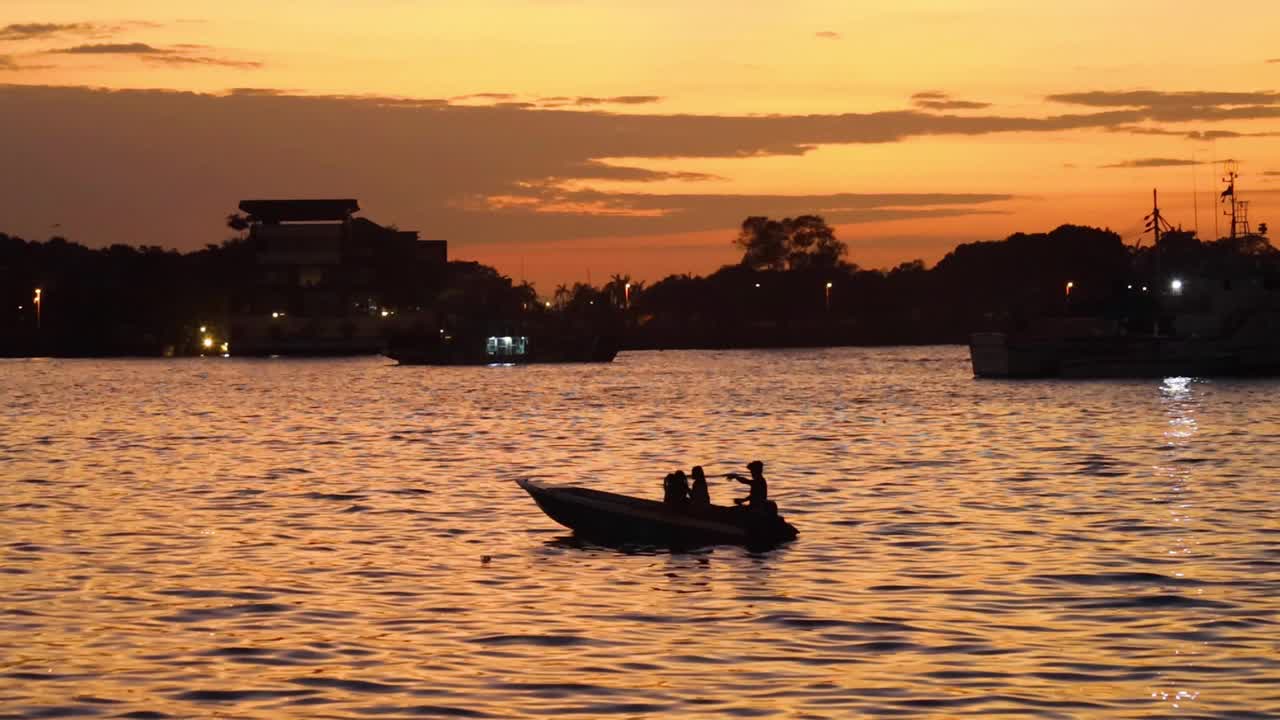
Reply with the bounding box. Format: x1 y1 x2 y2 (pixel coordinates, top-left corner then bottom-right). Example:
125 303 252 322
1064 281 1073 315
624 282 631 309
825 282 833 312
33 288 41 330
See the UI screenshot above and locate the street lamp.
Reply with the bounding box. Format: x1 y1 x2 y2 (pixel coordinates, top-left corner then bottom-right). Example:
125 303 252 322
1065 281 1074 296
1170 278 1184 295
33 288 41 330
825 282 833 311
624 282 631 308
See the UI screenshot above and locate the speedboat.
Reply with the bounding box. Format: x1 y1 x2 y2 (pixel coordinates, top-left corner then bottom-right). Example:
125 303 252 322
516 479 798 548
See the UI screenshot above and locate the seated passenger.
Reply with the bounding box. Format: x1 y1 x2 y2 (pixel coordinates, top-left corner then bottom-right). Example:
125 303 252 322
688 466 710 505
663 471 689 505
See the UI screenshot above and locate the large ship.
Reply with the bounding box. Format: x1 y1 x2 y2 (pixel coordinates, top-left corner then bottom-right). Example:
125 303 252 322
971 172 1280 378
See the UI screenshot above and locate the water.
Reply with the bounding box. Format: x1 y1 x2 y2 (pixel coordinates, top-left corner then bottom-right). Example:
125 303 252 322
2 348 1278 719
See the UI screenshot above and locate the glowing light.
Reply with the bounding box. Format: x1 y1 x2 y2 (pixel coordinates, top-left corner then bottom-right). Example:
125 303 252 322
1065 281 1074 295
1170 278 1184 294
202 336 214 349
199 325 207 333
754 283 761 288
381 310 390 317
545 301 552 308
826 282 833 289
271 311 285 319
219 342 229 353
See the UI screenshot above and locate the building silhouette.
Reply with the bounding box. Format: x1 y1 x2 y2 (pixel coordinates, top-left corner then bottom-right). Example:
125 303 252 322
230 199 447 355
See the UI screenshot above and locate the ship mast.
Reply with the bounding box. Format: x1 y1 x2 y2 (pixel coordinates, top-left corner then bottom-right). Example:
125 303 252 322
1221 160 1252 238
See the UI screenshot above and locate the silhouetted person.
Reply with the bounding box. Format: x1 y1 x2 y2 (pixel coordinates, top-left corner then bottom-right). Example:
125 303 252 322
663 471 689 505
689 466 710 505
727 460 770 511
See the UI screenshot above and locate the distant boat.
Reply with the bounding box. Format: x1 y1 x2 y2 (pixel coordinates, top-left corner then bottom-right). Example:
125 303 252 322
517 479 799 548
386 332 618 365
970 183 1280 379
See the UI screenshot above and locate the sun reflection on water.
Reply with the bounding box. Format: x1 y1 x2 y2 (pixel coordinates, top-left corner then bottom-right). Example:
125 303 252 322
0 351 1277 718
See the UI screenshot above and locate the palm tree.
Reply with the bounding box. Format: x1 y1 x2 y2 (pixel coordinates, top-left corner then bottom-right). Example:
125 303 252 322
553 284 570 310
606 273 633 308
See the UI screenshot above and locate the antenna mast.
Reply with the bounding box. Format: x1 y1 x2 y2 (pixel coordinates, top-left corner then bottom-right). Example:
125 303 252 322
1144 188 1175 246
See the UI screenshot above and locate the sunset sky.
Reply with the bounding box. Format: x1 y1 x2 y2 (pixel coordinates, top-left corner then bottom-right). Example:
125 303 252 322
3 0 1279 291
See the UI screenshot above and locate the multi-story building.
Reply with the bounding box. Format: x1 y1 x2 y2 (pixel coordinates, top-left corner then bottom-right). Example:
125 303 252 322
229 199 447 355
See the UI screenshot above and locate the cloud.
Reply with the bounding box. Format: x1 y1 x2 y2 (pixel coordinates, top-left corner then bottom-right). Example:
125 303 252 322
48 41 260 68
1048 90 1280 122
452 92 516 101
573 95 662 106
911 91 991 111
227 87 287 96
1265 171 1280 176
3 83 1277 268
815 31 841 40
1110 124 1280 141
532 95 663 108
0 54 53 72
0 84 1021 260
51 42 165 54
1269 58 1280 64
146 54 262 69
548 161 722 183
0 22 97 41
0 21 161 42
1101 158 1202 169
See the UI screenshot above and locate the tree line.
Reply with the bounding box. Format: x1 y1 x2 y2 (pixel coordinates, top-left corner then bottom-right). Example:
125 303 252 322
2 213 1276 355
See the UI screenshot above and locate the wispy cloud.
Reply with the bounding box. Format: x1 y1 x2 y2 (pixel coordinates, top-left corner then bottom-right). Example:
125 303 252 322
1268 58 1280 64
0 22 96 41
452 92 516 101
911 91 991 111
573 95 663 106
1110 125 1280 141
226 87 287 96
815 31 841 40
0 53 52 72
48 41 260 68
1101 158 1202 169
52 42 165 54
0 20 161 42
1048 90 1280 122
146 54 262 69
547 161 722 183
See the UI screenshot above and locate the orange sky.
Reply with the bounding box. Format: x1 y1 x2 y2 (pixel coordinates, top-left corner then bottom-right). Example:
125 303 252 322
2 1 1278 291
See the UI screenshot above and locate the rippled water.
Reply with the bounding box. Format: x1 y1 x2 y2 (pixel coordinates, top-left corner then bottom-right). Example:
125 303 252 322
2 348 1279 719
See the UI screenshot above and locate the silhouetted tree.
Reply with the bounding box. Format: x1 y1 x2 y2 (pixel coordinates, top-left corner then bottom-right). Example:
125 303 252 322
736 215 847 270
736 217 789 270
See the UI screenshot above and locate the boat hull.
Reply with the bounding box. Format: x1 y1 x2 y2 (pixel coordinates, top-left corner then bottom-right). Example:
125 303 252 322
387 335 618 365
969 331 1280 379
517 480 798 548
